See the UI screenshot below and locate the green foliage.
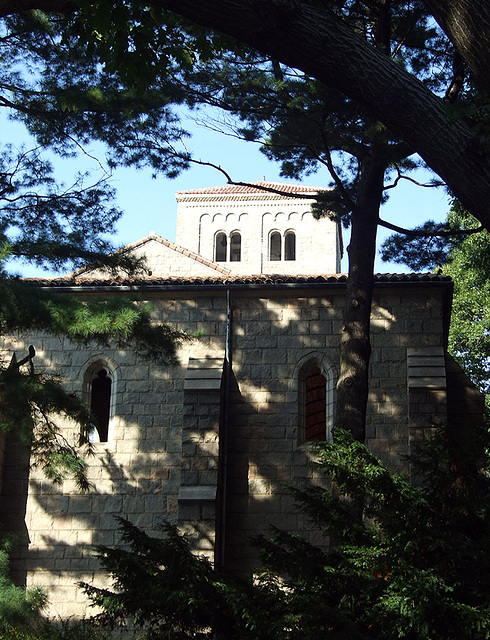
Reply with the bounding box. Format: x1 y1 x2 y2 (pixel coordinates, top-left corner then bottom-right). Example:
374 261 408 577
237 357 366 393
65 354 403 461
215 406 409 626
379 220 460 271
72 1 236 90
45 296 188 364
81 517 290 639
442 203 490 398
0 538 47 632
1 6 199 488
0 283 189 487
180 2 450 223
1 10 194 273
83 427 490 639
0 362 94 491
0 617 116 640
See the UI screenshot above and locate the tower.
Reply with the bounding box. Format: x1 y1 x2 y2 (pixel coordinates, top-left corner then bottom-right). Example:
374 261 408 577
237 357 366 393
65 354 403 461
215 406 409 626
175 182 342 274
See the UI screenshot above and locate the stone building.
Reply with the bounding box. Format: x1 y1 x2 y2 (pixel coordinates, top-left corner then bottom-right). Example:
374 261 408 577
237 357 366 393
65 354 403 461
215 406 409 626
0 182 482 618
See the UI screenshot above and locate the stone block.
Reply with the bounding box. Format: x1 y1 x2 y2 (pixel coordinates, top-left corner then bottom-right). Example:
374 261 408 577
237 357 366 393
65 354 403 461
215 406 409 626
144 495 166 513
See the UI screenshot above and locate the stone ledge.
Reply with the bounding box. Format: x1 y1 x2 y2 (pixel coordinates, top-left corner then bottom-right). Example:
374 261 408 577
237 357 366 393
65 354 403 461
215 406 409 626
178 486 217 502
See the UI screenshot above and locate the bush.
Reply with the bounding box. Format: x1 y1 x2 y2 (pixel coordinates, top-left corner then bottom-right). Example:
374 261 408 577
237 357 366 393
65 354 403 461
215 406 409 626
0 618 121 640
80 427 490 640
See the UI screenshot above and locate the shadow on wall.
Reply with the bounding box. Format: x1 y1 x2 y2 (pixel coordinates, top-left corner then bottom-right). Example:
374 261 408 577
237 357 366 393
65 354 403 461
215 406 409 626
0 284 450 612
5 445 174 591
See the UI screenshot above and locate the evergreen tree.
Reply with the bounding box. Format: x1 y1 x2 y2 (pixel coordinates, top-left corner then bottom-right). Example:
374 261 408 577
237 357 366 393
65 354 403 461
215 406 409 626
55 0 490 234
1 9 203 273
0 537 47 632
1 1 487 445
82 427 490 640
0 10 199 488
176 3 454 441
0 11 197 625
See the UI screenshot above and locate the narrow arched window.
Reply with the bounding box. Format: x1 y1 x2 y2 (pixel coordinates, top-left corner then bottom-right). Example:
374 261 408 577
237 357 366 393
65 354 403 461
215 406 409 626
269 231 281 261
230 232 241 262
90 368 112 443
305 366 326 440
285 231 296 261
215 232 227 262
297 357 335 444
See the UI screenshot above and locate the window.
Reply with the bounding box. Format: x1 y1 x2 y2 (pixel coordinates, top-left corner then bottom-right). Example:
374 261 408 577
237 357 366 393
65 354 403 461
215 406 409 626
269 231 281 261
215 231 241 262
285 231 296 261
90 368 112 442
269 230 296 261
83 360 116 443
297 356 335 443
215 232 227 262
230 232 241 262
305 366 326 440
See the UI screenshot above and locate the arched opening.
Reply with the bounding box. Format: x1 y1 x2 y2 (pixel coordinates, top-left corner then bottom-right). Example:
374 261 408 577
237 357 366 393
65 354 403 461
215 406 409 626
230 232 241 262
285 231 296 261
297 356 335 444
90 368 112 443
305 366 326 440
215 232 227 262
269 231 281 261
83 360 116 444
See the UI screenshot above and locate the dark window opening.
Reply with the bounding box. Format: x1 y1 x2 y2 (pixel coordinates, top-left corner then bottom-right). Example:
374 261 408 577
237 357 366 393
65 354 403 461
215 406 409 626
305 366 326 440
230 232 241 262
285 231 296 261
270 231 281 261
215 232 227 262
91 368 111 442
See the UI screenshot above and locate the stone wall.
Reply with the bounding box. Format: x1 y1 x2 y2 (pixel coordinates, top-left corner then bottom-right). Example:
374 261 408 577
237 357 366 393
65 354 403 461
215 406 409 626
0 280 454 617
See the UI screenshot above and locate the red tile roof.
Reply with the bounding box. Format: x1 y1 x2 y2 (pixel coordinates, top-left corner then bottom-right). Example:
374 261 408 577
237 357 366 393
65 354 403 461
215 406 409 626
26 273 452 288
176 181 327 197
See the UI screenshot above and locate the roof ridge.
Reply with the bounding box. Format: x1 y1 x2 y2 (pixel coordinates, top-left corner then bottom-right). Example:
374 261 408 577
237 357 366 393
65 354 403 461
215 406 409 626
70 232 233 278
175 181 328 197
25 272 452 287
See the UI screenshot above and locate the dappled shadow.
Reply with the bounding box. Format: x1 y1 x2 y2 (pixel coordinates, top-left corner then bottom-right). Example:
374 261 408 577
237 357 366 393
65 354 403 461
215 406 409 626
0 279 454 614
0 433 31 586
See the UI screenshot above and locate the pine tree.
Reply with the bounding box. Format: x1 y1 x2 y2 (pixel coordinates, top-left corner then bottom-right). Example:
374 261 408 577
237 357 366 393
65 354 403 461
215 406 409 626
1 1 487 446
0 12 198 626
0 537 47 632
175 2 455 440
0 9 202 485
81 426 490 640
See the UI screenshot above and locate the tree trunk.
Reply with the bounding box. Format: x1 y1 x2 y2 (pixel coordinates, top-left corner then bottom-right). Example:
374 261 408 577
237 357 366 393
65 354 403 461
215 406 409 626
3 0 490 230
335 155 385 442
424 0 490 94
147 0 490 232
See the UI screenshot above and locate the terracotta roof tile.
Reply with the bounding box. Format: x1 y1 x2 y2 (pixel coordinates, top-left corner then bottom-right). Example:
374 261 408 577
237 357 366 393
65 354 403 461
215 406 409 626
176 181 327 197
26 272 452 288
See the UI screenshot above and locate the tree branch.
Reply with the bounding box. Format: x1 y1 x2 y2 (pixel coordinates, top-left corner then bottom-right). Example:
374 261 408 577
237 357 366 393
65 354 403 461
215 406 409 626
3 0 490 231
379 218 484 237
149 0 490 232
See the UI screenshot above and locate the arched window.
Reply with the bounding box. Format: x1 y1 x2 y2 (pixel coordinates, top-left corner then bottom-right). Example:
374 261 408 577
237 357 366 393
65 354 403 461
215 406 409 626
269 231 281 261
215 232 227 262
285 231 296 261
83 360 116 443
230 232 241 262
297 356 335 443
305 366 326 440
90 368 112 442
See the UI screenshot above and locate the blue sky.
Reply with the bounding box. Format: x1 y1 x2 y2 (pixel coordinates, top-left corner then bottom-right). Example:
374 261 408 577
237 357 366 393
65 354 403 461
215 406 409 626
4 108 451 276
